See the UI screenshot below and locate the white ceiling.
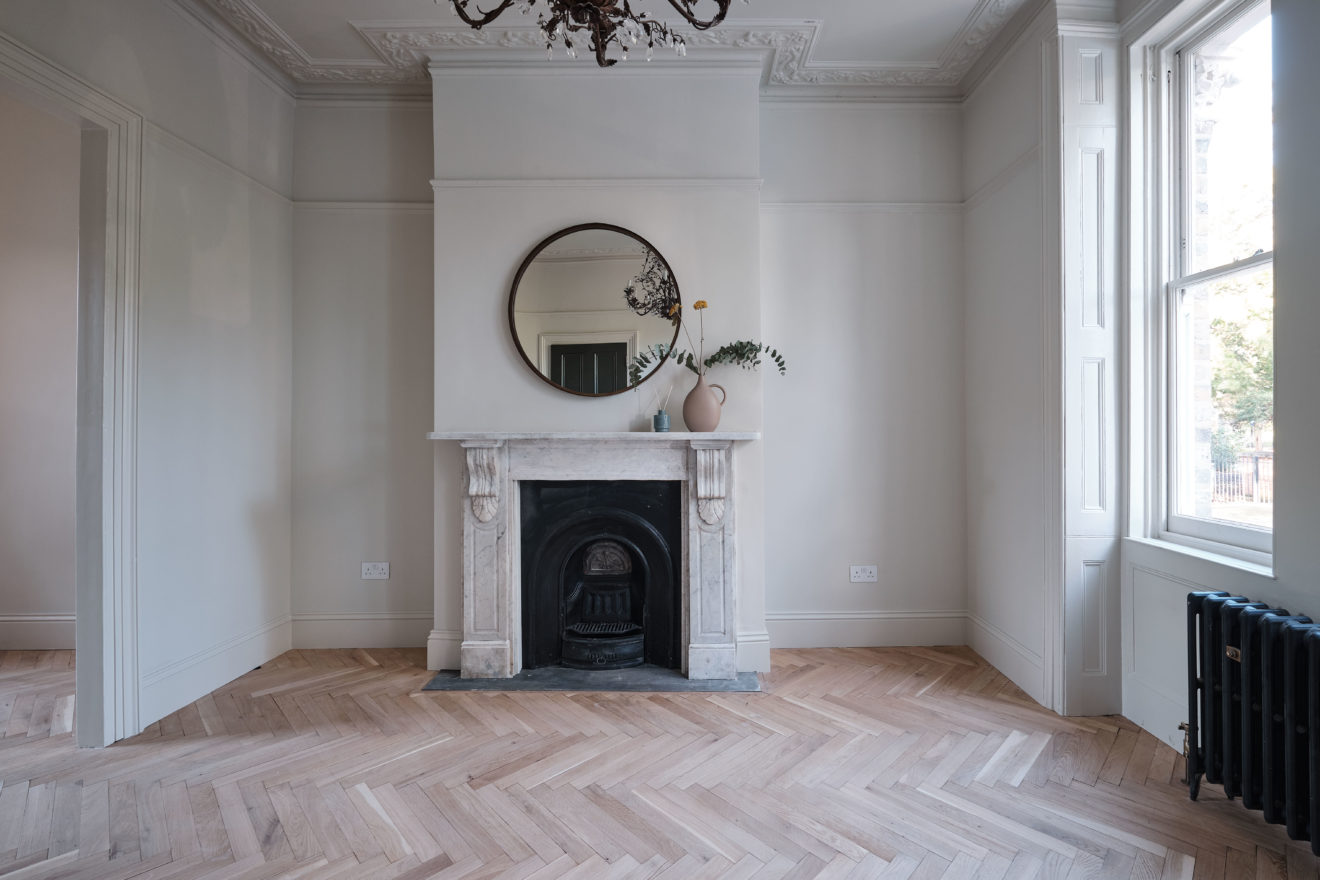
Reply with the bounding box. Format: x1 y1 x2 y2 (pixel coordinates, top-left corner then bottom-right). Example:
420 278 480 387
197 0 1032 96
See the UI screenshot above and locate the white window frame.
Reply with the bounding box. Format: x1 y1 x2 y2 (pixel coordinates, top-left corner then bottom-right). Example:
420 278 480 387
1143 0 1274 563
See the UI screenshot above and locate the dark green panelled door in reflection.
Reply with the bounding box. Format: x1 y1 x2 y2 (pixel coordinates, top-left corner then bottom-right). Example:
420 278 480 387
549 343 629 395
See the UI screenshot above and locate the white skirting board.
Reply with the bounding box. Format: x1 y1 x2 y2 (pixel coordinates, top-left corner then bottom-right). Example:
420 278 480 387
736 630 771 672
766 611 968 649
292 613 433 649
967 613 1046 706
0 614 75 650
428 629 462 671
1122 668 1185 752
138 616 292 729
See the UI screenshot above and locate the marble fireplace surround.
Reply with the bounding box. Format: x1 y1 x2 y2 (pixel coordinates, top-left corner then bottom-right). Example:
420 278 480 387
429 432 759 680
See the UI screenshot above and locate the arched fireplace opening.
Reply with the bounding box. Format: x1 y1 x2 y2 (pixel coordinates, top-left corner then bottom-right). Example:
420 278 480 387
520 481 682 671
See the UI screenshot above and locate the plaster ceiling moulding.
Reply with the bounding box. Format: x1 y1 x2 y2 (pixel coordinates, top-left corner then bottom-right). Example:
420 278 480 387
759 0 1027 88
199 0 426 83
362 4 1028 91
356 21 812 85
362 20 962 89
200 0 1030 94
934 0 1031 81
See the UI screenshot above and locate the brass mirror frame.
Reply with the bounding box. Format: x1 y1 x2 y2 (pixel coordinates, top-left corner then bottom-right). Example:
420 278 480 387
507 223 681 398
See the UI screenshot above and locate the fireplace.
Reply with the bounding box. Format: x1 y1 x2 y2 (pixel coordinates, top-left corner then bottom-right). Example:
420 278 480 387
427 432 757 680
520 480 682 671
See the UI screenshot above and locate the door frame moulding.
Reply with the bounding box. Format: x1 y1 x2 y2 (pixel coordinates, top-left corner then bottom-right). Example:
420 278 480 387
0 33 142 746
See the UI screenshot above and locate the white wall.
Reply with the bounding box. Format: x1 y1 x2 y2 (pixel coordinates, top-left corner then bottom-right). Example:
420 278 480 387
0 89 79 649
293 101 432 204
760 103 968 648
962 10 1057 705
291 205 433 647
1121 0 1320 750
290 100 434 647
0 1 296 730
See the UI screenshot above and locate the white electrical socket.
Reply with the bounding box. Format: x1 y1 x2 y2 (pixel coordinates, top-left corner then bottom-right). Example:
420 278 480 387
849 564 878 583
361 562 390 580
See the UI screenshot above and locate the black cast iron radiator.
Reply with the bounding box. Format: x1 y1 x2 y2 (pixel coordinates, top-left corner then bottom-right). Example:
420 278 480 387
1187 591 1320 851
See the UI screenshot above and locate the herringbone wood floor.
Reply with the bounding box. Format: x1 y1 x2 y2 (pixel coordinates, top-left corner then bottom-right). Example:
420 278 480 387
1 647 1317 879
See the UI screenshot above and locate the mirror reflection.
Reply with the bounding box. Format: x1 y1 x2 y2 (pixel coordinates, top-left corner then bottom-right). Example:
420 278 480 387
509 224 680 396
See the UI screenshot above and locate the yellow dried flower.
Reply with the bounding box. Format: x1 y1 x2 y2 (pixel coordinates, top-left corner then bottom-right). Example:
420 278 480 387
667 303 681 317
693 300 708 310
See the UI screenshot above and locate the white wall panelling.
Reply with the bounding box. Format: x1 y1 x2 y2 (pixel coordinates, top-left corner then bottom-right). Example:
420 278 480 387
1122 539 1273 749
961 7 1055 707
1059 27 1122 715
135 122 294 727
961 8 1124 715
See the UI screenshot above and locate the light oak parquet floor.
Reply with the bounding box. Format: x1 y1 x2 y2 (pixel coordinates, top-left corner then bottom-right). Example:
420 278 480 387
1 646 1317 879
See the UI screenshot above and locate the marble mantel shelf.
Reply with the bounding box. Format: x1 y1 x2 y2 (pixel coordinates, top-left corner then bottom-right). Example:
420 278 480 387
428 431 760 441
430 430 755 681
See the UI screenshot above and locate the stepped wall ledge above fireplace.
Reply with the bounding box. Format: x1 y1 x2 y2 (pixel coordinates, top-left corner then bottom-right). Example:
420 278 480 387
428 432 759 680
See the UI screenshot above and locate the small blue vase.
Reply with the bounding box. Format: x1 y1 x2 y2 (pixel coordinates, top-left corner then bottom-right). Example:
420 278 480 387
652 410 670 432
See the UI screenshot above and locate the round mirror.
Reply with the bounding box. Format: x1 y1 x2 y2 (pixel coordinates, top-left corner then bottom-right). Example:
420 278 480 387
509 224 681 397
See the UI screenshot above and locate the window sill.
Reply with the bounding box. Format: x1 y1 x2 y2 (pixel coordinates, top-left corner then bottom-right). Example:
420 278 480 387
1129 534 1275 579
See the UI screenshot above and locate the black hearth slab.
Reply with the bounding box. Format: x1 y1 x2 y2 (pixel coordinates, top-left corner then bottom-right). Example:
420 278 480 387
421 665 760 693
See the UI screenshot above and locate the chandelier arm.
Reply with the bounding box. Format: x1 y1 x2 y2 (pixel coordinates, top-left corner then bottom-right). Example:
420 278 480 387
599 8 623 66
589 15 616 67
542 9 564 48
663 0 731 29
448 0 521 29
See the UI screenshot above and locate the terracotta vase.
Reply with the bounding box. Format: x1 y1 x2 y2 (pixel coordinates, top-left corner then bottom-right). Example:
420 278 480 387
682 373 726 432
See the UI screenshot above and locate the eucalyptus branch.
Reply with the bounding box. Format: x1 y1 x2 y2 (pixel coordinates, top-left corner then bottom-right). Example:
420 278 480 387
629 340 786 386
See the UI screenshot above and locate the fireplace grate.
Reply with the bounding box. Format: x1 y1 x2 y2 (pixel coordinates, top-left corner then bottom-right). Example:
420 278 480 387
566 621 643 637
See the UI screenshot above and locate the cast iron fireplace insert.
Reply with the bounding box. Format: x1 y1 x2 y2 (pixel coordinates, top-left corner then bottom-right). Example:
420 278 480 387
520 480 682 671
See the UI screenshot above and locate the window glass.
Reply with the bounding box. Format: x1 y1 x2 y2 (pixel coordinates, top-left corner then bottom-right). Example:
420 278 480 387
1186 10 1272 274
1172 263 1273 529
1163 0 1273 552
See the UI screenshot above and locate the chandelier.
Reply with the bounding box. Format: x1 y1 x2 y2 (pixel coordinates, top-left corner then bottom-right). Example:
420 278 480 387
444 0 739 67
623 248 678 319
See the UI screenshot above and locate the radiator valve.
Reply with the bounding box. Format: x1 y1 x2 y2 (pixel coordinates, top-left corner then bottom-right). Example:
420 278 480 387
1178 722 1190 783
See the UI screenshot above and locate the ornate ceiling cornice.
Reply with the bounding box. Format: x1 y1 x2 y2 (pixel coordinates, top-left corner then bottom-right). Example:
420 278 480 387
201 0 418 83
198 0 1029 92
